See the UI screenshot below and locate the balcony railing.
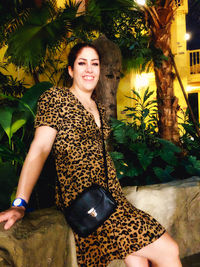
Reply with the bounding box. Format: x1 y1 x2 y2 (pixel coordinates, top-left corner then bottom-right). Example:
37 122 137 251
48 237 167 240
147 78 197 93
189 49 200 75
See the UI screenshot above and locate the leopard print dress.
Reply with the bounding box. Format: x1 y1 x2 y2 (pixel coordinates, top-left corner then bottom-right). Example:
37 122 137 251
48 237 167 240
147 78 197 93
35 87 166 266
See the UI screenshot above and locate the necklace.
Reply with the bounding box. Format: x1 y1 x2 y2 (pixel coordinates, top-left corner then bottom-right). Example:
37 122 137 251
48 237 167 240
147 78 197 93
70 88 95 112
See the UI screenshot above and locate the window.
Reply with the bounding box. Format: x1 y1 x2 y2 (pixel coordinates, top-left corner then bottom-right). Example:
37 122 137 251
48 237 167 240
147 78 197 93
188 93 199 122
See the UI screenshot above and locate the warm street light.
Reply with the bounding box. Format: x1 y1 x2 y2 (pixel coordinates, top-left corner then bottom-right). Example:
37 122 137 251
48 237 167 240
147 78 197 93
135 74 149 91
185 33 191 41
135 0 146 5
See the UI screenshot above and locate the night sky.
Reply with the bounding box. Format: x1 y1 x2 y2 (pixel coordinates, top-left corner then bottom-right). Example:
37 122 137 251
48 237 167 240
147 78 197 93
186 0 200 50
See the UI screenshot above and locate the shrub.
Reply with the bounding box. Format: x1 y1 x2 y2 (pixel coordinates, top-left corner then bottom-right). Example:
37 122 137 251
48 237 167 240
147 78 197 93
109 89 200 186
0 81 55 210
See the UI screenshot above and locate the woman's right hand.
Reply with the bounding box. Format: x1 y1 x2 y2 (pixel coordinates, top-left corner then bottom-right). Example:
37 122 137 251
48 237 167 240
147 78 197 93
0 207 25 230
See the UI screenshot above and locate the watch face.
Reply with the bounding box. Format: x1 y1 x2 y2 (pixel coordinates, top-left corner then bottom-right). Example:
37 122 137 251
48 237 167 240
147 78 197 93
13 198 22 206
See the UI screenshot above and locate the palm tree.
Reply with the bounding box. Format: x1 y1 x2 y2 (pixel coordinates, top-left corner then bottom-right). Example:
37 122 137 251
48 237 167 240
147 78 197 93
80 0 182 144
139 0 181 145
1 0 147 116
0 0 82 83
1 0 187 145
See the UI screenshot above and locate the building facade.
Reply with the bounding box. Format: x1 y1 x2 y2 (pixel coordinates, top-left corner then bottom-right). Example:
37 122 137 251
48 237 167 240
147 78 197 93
117 0 200 124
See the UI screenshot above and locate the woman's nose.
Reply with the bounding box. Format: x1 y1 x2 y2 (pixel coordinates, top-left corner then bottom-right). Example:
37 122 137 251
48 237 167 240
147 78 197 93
85 64 92 72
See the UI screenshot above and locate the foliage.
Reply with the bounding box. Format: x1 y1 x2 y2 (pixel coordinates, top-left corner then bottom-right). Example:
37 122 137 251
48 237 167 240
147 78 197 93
36 50 69 86
0 162 18 211
109 89 200 186
73 0 166 71
123 88 158 136
0 0 31 47
179 108 200 160
0 0 166 80
0 81 52 210
0 62 28 97
4 1 81 69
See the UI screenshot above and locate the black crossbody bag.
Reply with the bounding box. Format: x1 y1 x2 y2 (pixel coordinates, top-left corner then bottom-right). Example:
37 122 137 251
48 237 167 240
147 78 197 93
56 106 117 237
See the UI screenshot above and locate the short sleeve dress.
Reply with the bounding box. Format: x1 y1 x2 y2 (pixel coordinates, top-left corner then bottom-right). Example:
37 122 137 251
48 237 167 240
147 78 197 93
35 87 166 266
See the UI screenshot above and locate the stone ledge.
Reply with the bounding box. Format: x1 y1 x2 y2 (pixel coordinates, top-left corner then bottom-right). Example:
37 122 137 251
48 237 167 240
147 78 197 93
122 176 200 258
0 177 199 267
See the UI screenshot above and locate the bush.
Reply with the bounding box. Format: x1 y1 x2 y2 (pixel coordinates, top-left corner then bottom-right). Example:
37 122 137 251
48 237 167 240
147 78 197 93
109 89 200 186
179 108 200 160
0 81 55 211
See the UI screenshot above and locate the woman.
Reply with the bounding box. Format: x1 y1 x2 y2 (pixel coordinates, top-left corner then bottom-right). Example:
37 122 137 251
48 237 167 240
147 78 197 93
0 43 182 267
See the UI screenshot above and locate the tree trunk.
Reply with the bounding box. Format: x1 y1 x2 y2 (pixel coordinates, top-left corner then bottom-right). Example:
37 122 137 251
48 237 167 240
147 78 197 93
145 3 181 145
154 48 180 145
93 35 122 120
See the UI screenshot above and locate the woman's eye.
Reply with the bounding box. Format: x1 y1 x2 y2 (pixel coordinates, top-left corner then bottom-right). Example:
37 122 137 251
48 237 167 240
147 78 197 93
78 62 85 65
92 63 99 66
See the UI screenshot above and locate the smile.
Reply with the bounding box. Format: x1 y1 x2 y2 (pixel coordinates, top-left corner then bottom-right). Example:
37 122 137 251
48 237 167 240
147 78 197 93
83 76 94 80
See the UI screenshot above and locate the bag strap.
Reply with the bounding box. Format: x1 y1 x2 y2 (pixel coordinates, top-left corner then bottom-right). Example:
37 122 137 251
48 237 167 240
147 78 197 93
97 104 109 190
56 103 110 209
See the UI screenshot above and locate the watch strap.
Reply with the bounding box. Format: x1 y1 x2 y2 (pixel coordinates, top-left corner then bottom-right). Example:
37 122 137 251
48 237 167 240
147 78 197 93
12 198 28 208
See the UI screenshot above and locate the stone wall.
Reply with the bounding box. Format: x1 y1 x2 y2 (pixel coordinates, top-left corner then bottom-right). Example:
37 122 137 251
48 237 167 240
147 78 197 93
108 176 200 267
0 177 199 267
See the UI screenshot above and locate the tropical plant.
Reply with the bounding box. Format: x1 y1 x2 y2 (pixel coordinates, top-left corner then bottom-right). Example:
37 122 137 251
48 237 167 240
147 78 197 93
82 0 189 145
1 0 160 82
138 0 183 145
0 81 52 210
1 0 196 146
123 88 158 138
0 0 82 83
0 62 28 97
179 108 200 160
85 0 189 145
109 88 200 186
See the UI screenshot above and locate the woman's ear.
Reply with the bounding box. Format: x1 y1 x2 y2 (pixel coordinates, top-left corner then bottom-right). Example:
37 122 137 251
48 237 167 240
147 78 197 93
68 66 73 78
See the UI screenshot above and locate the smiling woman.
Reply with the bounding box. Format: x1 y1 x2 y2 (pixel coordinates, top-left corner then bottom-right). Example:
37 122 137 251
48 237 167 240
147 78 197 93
68 44 101 123
0 43 182 267
67 43 102 128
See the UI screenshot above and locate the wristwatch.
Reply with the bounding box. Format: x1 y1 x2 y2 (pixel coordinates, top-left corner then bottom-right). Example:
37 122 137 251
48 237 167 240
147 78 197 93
12 198 28 209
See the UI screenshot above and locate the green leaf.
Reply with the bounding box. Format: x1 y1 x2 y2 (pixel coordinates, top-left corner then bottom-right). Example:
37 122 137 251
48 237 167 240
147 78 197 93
20 81 52 115
5 2 79 68
137 147 154 170
185 156 200 174
0 125 4 141
153 166 174 182
144 100 157 109
131 89 141 99
160 150 177 166
110 151 124 160
0 107 14 144
142 108 149 118
157 138 181 153
143 88 154 103
0 145 23 163
126 166 141 177
11 118 26 135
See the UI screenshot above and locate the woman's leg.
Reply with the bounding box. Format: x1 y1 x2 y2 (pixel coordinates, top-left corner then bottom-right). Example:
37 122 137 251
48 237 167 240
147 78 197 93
124 255 149 267
125 232 181 267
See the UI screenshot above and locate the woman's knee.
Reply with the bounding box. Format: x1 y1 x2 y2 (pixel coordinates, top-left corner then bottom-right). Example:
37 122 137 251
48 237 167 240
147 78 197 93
162 232 180 258
124 255 149 267
131 232 180 263
168 237 180 258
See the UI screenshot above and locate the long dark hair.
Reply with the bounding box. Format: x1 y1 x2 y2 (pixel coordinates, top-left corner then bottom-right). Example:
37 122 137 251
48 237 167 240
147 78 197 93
68 43 101 70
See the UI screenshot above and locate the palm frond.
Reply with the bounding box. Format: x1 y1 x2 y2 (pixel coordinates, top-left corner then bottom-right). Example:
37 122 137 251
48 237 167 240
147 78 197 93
4 1 80 69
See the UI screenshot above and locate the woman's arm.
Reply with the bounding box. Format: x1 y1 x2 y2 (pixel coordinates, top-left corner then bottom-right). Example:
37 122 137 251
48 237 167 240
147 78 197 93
0 126 57 230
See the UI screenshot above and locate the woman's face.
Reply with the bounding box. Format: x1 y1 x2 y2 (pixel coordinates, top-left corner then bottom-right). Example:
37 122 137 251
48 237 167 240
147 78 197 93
68 47 100 93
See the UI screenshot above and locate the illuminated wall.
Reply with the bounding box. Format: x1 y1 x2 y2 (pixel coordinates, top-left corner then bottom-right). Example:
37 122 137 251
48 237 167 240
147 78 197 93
1 0 199 123
117 0 200 125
